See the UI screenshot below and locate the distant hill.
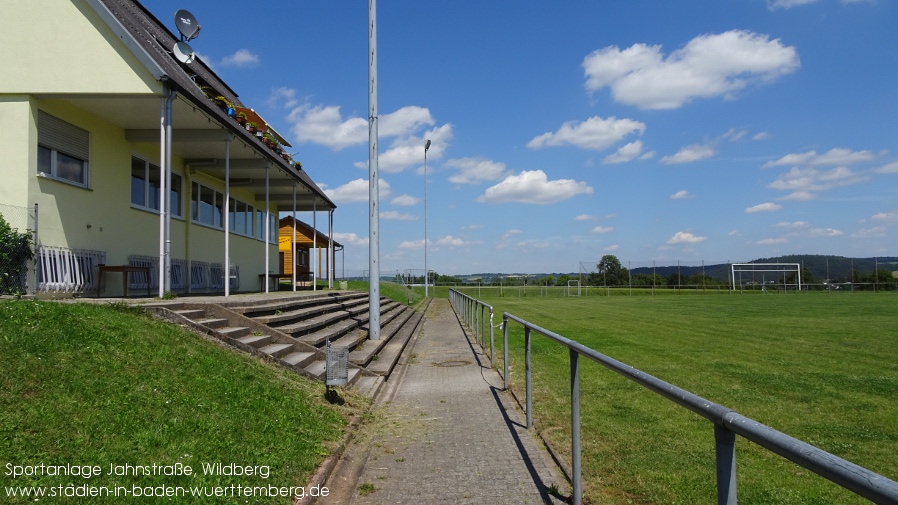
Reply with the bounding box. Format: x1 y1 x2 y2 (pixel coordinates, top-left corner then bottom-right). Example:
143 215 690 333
628 255 897 283
453 255 897 284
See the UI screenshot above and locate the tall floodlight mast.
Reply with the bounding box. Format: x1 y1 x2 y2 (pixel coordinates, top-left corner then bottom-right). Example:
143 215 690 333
424 139 431 297
368 0 380 340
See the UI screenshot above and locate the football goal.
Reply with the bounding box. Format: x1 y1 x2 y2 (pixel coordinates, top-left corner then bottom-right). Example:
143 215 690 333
566 280 581 297
731 263 801 292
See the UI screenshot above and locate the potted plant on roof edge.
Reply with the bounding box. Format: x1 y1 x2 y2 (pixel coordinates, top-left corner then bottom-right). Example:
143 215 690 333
246 121 258 134
235 111 247 125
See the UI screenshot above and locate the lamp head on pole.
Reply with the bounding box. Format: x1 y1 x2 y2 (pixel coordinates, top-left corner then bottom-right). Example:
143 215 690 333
424 139 431 152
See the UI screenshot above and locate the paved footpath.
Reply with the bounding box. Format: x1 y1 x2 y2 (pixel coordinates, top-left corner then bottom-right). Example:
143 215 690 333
349 299 569 505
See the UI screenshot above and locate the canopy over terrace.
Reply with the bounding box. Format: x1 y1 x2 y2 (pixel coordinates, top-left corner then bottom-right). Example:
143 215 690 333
83 0 336 295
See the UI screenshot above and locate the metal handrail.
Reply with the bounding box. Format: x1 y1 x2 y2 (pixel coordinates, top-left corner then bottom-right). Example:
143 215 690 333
448 289 495 368
498 310 898 505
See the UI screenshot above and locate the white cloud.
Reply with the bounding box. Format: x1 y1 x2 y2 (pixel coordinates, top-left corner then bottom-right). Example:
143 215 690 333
670 190 693 200
756 237 788 245
436 236 466 247
324 178 391 203
768 166 868 193
667 231 706 244
768 0 818 9
604 140 654 164
461 224 483 231
502 229 522 239
775 221 809 229
721 128 748 142
381 210 416 221
288 105 367 150
745 202 782 213
391 194 419 206
604 244 620 251
763 148 877 168
575 214 598 221
661 143 716 164
753 132 771 141
768 220 843 241
477 170 593 205
872 211 898 222
333 232 368 246
780 191 817 201
268 87 299 109
851 226 886 238
365 124 454 174
220 49 260 67
286 101 448 157
591 226 614 234
582 30 799 109
398 239 424 249
874 161 898 174
528 116 646 151
446 157 510 184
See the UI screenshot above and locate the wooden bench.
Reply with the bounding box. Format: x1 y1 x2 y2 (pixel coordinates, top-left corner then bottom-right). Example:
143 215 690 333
96 265 151 298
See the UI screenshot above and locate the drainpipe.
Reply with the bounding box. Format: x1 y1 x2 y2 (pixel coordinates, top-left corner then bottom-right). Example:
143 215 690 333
158 87 176 297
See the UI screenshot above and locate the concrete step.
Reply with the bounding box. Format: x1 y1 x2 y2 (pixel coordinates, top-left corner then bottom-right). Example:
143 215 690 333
282 351 316 368
236 334 273 348
173 309 205 319
353 375 384 398
305 360 326 378
297 317 363 347
196 317 229 329
258 343 295 359
365 311 423 375
217 326 250 339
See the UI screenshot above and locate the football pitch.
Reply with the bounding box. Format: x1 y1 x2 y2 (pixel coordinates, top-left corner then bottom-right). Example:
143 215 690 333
449 288 898 504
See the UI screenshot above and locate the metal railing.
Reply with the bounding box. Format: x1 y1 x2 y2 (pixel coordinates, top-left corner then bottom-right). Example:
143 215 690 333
36 245 105 293
448 289 495 368
496 310 898 505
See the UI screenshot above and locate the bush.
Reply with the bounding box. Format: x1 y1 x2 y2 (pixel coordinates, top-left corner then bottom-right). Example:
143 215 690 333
0 213 34 295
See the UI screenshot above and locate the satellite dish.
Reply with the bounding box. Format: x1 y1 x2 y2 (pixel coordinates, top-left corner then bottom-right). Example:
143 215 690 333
173 41 196 64
174 9 201 41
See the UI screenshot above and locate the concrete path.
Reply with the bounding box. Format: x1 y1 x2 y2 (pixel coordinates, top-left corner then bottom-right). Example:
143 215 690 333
348 299 568 505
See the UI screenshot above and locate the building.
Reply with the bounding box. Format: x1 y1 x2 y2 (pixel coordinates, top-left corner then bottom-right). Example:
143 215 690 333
0 0 337 297
278 216 344 287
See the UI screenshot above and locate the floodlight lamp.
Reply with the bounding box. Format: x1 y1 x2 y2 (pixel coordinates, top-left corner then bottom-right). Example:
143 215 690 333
424 139 431 151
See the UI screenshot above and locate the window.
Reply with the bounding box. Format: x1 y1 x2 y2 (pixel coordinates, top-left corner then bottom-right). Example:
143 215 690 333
131 156 181 217
37 111 90 187
192 183 260 239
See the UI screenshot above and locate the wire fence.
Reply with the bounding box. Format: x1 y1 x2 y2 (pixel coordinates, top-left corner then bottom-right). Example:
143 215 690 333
0 203 38 296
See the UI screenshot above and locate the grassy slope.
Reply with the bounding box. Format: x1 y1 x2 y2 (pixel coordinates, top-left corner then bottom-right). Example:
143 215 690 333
457 290 898 504
0 301 362 504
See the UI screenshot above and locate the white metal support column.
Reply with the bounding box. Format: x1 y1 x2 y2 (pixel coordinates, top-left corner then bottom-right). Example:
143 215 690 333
292 182 297 292
163 91 175 294
224 136 232 297
312 197 317 292
328 209 334 289
264 164 270 293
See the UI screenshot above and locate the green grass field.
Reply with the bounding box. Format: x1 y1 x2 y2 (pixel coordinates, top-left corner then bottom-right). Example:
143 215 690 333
450 289 898 504
0 301 363 504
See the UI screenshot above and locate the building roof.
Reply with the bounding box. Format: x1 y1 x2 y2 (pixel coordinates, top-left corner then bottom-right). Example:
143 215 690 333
279 216 343 249
84 0 335 212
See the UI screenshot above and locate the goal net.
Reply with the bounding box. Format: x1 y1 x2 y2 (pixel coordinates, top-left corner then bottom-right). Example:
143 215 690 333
731 263 801 292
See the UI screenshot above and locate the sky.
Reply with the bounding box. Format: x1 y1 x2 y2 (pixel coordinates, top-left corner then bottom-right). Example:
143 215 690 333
142 0 898 276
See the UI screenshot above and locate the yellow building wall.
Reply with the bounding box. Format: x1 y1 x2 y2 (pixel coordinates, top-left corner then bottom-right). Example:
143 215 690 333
0 0 161 95
0 97 34 209
25 100 278 295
